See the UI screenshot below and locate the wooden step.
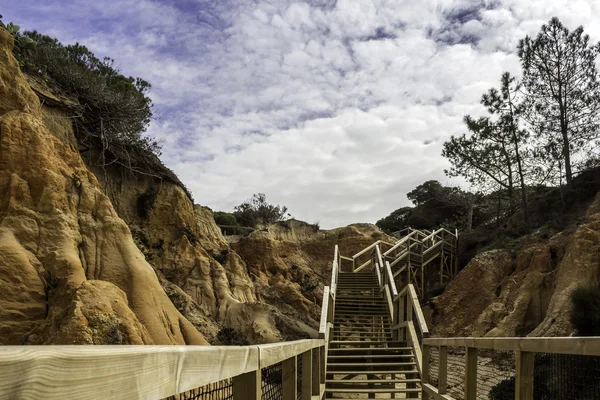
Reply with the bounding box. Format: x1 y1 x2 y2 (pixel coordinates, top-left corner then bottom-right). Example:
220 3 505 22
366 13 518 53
328 362 416 367
329 347 412 352
325 388 421 394
328 354 413 359
326 379 421 384
326 369 419 375
330 340 408 345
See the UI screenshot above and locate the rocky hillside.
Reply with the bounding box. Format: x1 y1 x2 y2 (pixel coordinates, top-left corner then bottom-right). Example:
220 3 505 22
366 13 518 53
0 28 389 345
426 192 600 338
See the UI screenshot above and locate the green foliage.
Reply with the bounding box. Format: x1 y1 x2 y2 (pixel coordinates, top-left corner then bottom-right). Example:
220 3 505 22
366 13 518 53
2 20 160 182
442 73 532 221
518 17 600 185
377 181 482 233
233 193 291 228
376 207 413 233
0 15 37 65
570 286 600 336
213 211 238 227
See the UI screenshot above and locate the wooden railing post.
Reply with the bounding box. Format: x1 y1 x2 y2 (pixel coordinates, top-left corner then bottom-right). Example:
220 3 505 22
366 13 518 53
282 356 297 400
320 346 325 385
311 348 320 396
422 345 430 400
515 351 534 400
301 349 312 400
398 294 406 341
439 346 448 395
233 370 261 400
464 347 478 400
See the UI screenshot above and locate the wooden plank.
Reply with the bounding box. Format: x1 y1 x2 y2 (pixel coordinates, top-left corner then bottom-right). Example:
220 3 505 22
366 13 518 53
408 285 429 336
392 264 407 277
311 348 320 396
422 383 457 400
375 262 382 286
352 241 381 259
353 260 371 273
385 261 398 297
515 351 534 400
464 348 477 400
422 345 431 390
259 340 324 368
382 233 414 256
384 286 394 321
422 337 600 356
0 345 259 400
438 346 448 395
301 350 312 400
233 369 261 400
282 356 297 400
407 321 423 375
319 347 325 385
318 287 330 338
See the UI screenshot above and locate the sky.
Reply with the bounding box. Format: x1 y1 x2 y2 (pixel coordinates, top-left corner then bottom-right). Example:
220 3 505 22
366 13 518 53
4 0 600 228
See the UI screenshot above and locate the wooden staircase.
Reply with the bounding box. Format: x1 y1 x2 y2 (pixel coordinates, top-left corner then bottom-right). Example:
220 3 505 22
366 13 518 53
325 272 421 398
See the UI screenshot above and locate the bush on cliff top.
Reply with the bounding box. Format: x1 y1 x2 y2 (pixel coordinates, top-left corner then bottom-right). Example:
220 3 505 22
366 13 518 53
0 16 193 199
570 287 600 336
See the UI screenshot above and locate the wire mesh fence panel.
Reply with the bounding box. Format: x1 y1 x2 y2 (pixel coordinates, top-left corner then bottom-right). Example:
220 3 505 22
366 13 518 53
262 362 283 400
477 349 515 400
427 346 440 387
444 347 466 400
297 354 302 400
164 378 233 400
533 353 600 399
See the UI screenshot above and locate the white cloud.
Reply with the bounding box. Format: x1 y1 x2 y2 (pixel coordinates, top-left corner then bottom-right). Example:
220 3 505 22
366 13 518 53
4 0 600 227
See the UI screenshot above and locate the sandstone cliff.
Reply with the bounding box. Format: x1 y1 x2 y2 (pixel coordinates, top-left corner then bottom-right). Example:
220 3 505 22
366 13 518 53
0 29 206 345
0 27 391 344
427 193 600 338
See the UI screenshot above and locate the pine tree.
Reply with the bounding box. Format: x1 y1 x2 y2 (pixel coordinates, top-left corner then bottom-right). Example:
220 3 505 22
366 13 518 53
518 17 600 185
481 72 529 222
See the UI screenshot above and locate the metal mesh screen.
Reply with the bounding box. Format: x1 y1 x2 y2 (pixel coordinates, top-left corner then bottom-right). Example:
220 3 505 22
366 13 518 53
428 346 440 386
261 362 283 400
531 353 600 399
165 378 233 400
478 349 515 400
296 354 302 400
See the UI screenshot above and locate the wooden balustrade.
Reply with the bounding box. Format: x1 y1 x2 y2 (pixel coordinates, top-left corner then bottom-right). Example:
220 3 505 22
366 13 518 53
0 339 326 400
421 337 600 400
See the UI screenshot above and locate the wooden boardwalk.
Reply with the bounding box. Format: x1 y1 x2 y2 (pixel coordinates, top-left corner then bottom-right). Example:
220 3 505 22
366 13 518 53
2 228 600 400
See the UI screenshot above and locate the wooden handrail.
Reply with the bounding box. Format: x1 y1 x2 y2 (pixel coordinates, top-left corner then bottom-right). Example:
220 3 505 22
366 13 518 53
319 286 330 338
351 240 381 259
0 339 326 399
407 285 429 337
422 336 600 400
385 261 398 297
423 336 600 356
382 231 420 256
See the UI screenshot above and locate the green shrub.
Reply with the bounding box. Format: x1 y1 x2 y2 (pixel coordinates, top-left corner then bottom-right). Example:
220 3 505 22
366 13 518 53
213 211 238 227
570 286 600 336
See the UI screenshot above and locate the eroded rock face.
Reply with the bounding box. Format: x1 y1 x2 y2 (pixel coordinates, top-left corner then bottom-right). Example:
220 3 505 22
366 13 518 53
428 195 600 337
0 29 206 345
0 27 392 345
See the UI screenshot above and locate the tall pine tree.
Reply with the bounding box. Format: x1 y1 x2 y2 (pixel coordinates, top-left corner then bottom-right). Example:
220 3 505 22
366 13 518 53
518 17 600 185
